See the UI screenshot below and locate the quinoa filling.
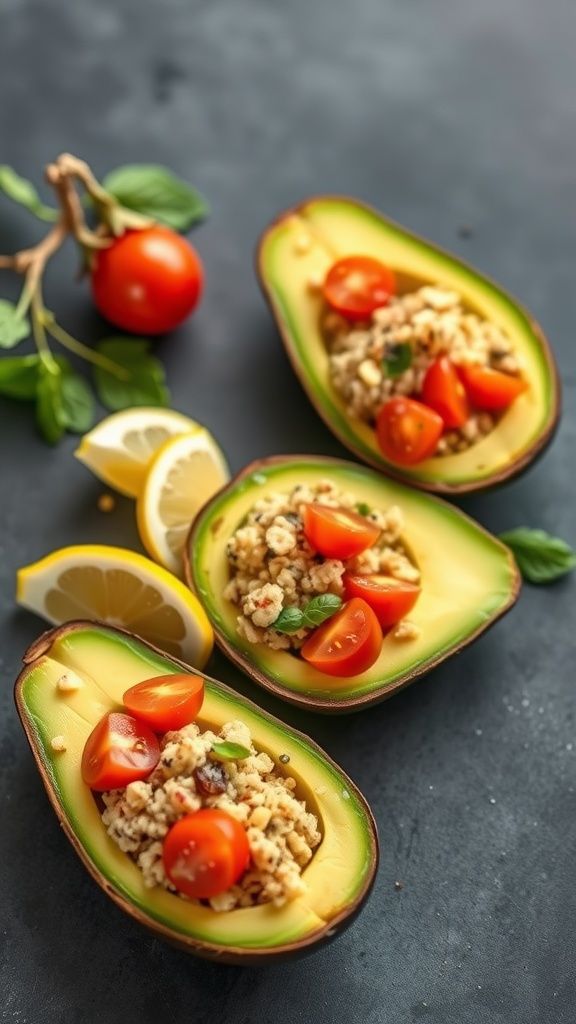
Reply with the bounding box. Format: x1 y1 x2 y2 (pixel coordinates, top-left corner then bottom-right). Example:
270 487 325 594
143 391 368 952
323 284 525 456
224 479 421 651
101 718 321 912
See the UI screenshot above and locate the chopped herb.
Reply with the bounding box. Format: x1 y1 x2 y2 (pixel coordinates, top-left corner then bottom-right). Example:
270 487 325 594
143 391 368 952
210 741 251 761
273 593 343 633
356 502 371 517
382 341 412 379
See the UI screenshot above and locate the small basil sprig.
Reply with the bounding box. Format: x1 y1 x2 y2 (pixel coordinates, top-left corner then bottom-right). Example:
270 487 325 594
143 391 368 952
382 341 412 379
273 594 343 634
210 741 251 761
101 165 209 232
500 528 576 584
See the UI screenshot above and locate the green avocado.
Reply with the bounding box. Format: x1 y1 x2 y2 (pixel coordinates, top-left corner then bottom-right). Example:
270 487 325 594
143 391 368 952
185 455 521 712
15 621 378 964
257 196 560 494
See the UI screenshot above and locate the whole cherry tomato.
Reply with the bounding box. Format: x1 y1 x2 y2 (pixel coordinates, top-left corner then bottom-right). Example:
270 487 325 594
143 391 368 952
90 225 203 335
163 809 250 899
342 573 421 629
81 712 160 791
376 396 443 466
457 365 527 410
323 255 395 319
123 674 205 733
303 504 381 560
421 355 470 428
300 597 382 677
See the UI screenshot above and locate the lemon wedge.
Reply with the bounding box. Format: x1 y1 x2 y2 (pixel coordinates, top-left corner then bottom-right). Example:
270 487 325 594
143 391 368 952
16 544 213 668
136 429 230 577
74 407 201 498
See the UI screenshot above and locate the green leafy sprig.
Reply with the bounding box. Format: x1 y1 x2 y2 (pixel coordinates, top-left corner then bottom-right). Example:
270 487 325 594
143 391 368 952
0 153 207 443
500 528 576 584
382 341 412 378
210 741 252 761
273 593 343 634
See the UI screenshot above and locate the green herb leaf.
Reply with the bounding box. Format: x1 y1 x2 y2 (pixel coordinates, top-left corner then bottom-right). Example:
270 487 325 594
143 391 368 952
0 165 58 222
356 502 371 517
36 362 66 444
59 369 95 433
0 354 40 399
210 741 251 761
93 337 170 411
500 528 576 584
301 593 343 627
273 606 305 633
382 341 412 379
0 300 30 349
101 164 209 232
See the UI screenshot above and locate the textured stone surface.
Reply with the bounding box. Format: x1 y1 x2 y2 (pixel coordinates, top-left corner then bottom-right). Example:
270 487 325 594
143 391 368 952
0 1 575 1021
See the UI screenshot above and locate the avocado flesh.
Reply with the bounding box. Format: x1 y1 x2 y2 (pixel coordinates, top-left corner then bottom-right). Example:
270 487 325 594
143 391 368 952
187 456 520 710
16 623 377 959
258 196 559 492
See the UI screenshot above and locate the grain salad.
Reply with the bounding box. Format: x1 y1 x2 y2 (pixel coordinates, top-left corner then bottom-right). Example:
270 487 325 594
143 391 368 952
101 718 321 911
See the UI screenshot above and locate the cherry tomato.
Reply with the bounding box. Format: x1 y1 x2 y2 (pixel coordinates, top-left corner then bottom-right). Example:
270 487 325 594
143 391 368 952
90 225 203 335
163 808 250 900
421 355 470 428
375 397 443 466
343 573 421 629
81 712 160 791
457 365 528 410
323 255 395 319
300 597 382 677
123 674 205 733
303 503 381 560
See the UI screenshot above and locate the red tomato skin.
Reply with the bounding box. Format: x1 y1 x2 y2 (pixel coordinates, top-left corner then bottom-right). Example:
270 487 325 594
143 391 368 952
123 674 205 733
375 397 444 466
343 573 420 629
163 809 250 900
457 365 528 410
90 226 203 335
303 503 381 560
421 356 470 428
300 597 383 677
81 712 160 791
323 255 396 319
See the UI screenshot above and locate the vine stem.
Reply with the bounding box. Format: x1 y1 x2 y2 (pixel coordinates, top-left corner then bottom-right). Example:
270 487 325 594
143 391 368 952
42 315 130 379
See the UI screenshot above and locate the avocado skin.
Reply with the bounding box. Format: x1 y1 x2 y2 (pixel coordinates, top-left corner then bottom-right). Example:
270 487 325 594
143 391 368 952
15 620 378 965
185 455 521 713
256 195 560 495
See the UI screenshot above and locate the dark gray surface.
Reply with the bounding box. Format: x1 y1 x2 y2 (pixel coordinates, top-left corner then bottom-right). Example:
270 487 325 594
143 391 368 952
1 1 575 1022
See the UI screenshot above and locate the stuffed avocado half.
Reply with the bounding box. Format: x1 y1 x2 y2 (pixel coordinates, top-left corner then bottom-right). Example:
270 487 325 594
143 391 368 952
185 455 521 712
257 196 560 494
15 621 378 964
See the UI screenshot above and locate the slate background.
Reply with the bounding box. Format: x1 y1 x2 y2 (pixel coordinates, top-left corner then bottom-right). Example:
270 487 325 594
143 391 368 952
0 1 575 1022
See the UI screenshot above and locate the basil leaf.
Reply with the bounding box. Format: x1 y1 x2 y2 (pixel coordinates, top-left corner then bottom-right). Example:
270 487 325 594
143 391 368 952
36 362 66 444
210 741 251 761
302 593 343 627
101 165 209 232
60 370 95 433
382 342 412 379
356 502 371 517
0 300 30 349
0 354 40 399
500 528 576 584
93 337 170 411
0 165 58 222
273 606 305 633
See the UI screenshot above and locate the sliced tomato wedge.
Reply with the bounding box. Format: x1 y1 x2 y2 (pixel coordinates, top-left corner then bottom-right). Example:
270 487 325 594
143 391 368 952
303 503 381 560
163 808 250 900
457 365 528 410
123 674 205 733
343 573 420 629
301 597 382 677
323 255 396 319
421 355 470 428
81 712 160 791
376 396 444 466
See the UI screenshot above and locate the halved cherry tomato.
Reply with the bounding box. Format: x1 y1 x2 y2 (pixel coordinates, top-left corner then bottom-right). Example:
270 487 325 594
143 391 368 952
457 365 528 410
123 674 205 733
300 597 382 677
81 712 160 791
303 503 381 560
163 808 250 899
376 397 443 466
343 573 421 629
421 355 470 428
323 255 396 319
